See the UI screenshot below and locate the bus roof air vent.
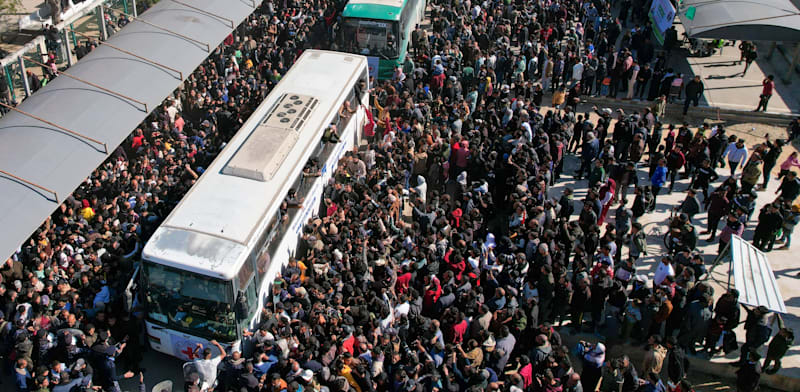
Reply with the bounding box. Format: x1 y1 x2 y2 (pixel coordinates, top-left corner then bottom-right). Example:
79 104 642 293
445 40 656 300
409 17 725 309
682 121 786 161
222 93 318 182
262 93 319 132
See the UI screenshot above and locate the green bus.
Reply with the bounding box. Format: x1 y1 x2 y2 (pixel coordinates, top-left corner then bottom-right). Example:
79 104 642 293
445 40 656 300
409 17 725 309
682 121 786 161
338 0 426 80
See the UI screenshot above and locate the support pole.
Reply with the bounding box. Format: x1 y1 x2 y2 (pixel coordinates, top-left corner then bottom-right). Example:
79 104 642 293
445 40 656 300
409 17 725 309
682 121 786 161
132 0 138 17
4 65 15 101
18 57 31 98
36 37 47 57
98 5 108 41
104 6 211 52
0 101 108 153
784 43 800 84
62 29 74 67
0 169 59 202
727 246 733 290
170 0 235 27
767 41 777 60
69 23 77 48
67 29 184 80
23 56 149 112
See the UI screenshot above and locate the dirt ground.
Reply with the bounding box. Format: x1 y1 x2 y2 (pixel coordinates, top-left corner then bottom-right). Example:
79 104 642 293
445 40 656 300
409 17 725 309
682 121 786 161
726 122 799 170
556 101 799 179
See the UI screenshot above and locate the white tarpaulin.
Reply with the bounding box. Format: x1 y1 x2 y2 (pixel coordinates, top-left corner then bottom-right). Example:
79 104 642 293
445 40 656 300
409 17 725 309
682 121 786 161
678 0 800 42
729 235 787 313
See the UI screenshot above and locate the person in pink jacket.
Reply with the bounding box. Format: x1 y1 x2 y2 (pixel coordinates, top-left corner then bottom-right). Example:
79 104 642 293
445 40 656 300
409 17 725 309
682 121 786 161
778 151 800 180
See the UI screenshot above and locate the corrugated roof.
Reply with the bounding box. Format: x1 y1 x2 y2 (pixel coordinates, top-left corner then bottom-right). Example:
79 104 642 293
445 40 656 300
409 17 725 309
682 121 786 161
730 235 787 313
0 0 262 261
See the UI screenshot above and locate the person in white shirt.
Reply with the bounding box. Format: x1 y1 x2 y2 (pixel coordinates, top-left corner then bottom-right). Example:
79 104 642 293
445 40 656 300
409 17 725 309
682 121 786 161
193 340 226 391
165 99 178 124
394 297 411 319
722 139 748 177
653 256 676 286
571 59 584 87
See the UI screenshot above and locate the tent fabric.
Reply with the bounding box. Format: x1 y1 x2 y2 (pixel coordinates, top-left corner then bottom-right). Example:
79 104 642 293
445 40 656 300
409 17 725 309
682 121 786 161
0 0 262 262
729 235 787 313
678 0 800 42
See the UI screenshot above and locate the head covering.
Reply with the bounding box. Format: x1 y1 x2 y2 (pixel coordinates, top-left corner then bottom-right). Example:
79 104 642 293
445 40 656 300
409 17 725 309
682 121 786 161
451 208 463 228
457 171 468 186
483 335 496 350
584 343 606 368
485 233 496 249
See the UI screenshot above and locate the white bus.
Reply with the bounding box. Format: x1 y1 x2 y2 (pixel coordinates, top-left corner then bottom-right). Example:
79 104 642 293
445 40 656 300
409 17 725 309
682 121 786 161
138 50 369 360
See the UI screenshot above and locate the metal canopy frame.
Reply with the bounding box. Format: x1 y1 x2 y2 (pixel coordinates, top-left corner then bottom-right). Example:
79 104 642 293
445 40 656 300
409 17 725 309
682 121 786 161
66 28 184 80
0 101 108 153
0 169 58 202
104 5 212 52
23 55 149 112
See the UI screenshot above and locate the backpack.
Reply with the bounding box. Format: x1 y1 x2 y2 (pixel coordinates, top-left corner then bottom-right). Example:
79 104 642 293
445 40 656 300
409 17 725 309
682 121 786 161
632 196 646 218
723 330 739 354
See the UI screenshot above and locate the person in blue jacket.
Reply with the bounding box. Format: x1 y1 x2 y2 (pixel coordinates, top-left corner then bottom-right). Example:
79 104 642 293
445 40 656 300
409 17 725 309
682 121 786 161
576 131 601 180
650 158 668 212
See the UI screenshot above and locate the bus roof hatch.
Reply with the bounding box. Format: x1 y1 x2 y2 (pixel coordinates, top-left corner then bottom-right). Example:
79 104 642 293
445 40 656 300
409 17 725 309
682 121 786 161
222 93 318 181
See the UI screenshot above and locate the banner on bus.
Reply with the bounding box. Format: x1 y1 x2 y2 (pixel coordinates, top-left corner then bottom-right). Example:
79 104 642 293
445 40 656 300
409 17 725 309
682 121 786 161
649 0 676 44
367 56 380 81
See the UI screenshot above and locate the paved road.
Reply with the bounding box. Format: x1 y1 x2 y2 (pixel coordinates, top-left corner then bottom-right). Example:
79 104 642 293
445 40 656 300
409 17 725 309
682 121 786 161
668 19 800 116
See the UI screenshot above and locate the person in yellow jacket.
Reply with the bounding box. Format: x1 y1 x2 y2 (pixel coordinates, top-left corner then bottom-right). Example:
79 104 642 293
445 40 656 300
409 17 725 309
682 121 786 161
372 95 392 145
740 152 763 195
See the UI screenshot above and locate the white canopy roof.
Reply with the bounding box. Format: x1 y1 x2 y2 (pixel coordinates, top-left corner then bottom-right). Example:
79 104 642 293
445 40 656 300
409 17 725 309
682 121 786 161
679 0 800 42
0 0 262 262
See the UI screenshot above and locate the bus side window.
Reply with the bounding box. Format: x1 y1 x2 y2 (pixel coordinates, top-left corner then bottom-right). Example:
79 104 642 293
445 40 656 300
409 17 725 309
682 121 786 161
236 254 257 325
253 212 282 287
359 68 369 102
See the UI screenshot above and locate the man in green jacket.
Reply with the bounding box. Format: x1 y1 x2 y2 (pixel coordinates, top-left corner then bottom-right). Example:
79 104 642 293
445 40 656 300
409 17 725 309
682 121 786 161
588 159 606 188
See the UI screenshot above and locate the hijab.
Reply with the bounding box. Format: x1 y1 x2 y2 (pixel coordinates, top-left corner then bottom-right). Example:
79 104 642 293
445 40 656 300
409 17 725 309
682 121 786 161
584 342 606 368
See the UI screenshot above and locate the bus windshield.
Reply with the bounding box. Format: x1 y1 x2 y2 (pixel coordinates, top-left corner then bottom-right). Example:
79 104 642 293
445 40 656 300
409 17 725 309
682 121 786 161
143 262 237 342
341 18 399 58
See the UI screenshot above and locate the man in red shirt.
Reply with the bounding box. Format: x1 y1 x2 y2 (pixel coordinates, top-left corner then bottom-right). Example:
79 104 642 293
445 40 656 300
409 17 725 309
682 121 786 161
756 75 775 112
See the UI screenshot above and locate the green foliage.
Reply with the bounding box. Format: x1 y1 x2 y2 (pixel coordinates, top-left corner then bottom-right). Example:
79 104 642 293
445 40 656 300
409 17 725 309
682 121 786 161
0 0 23 13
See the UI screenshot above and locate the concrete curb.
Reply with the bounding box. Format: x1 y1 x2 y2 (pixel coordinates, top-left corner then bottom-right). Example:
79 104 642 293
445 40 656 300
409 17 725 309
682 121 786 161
559 329 798 391
580 96 797 127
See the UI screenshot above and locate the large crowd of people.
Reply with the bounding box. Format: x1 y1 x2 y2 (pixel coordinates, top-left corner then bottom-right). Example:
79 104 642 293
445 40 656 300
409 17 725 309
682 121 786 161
2 1 799 392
